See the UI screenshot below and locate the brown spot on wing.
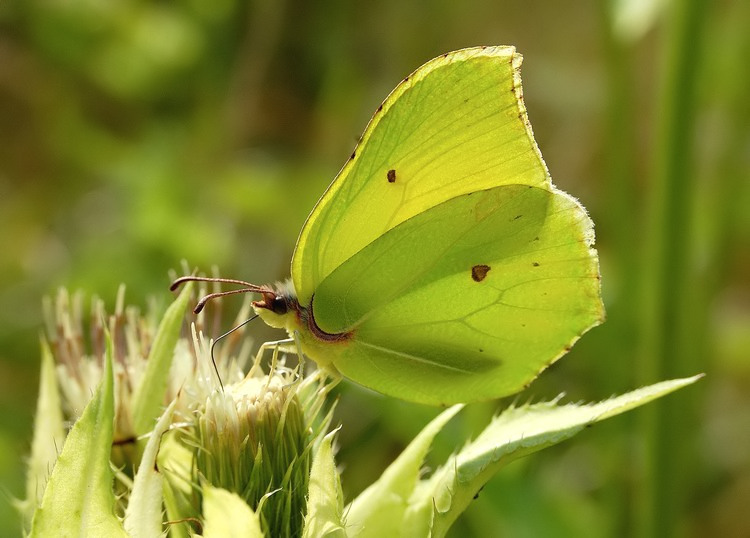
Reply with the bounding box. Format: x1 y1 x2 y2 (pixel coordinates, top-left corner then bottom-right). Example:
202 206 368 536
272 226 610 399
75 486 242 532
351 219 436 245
471 264 491 282
387 169 396 183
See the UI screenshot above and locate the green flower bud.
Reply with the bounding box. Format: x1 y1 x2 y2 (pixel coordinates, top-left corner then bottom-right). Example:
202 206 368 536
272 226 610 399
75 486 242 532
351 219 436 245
194 371 313 537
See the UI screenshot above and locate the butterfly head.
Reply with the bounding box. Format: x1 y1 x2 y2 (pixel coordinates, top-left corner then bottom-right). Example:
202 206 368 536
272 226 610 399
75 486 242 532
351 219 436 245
252 279 300 330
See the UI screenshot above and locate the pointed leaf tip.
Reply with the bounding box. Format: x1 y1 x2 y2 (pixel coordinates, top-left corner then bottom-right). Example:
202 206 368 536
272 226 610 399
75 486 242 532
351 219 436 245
425 375 703 537
346 405 463 537
303 429 345 538
29 334 127 537
21 339 65 530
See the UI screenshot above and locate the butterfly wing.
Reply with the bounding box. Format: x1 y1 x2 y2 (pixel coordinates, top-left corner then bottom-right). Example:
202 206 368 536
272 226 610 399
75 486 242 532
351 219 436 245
292 46 549 305
310 184 603 405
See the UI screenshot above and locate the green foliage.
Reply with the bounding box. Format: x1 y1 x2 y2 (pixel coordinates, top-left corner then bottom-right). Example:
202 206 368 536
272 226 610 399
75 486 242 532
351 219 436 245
347 377 700 538
29 337 127 538
20 290 701 537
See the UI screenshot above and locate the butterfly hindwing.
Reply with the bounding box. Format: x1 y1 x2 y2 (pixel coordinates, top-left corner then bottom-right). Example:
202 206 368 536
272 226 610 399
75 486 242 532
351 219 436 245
310 184 603 405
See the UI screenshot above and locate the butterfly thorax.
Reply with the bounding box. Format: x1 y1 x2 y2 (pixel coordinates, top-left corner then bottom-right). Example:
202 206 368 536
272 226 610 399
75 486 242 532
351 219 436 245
252 282 353 376
253 281 354 343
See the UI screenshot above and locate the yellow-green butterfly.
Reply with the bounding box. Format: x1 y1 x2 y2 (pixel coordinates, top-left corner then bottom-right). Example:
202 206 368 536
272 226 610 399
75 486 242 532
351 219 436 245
174 46 604 405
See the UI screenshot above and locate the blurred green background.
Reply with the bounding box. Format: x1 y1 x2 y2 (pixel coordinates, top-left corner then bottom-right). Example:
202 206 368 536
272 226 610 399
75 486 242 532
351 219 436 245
1 0 748 536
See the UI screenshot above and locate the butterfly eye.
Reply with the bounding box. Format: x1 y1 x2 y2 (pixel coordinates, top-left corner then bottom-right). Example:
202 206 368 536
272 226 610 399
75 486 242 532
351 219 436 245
271 296 288 315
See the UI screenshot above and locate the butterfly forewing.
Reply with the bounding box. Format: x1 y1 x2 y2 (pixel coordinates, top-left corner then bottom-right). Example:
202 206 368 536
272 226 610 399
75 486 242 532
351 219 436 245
292 46 549 306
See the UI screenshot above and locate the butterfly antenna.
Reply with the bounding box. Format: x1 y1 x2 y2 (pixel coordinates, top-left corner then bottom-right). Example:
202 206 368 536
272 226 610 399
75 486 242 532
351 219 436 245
210 314 259 391
171 275 262 290
193 288 259 314
170 276 268 389
170 276 268 313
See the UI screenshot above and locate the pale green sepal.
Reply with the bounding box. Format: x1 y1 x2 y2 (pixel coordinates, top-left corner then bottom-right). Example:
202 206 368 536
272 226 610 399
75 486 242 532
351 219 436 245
159 431 195 538
29 334 128 537
18 339 66 531
302 429 345 538
426 375 704 537
346 405 463 537
202 485 264 538
124 400 176 538
131 283 193 436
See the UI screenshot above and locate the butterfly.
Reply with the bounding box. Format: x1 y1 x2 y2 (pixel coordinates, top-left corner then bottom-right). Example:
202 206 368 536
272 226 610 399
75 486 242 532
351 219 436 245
173 46 604 405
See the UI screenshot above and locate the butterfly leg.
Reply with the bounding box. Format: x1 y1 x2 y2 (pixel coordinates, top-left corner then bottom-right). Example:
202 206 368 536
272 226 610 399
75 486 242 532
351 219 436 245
278 331 307 390
292 330 305 378
247 338 295 378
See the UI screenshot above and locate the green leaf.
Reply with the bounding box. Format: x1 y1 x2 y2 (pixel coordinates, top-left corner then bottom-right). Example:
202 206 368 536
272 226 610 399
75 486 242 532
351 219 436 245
124 400 176 538
131 282 192 436
202 486 264 538
424 375 704 537
19 340 66 531
302 429 345 538
29 334 128 537
346 405 463 537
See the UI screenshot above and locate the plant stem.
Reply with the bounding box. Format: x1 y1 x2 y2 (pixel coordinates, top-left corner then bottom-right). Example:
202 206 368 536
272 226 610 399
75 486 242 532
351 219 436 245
598 3 639 534
637 0 709 536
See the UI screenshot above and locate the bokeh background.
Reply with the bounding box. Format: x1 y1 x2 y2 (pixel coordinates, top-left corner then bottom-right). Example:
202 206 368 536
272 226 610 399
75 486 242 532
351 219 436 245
1 0 748 536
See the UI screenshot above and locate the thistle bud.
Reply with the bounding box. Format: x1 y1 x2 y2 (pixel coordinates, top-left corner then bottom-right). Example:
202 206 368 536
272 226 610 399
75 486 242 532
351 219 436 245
194 370 313 537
